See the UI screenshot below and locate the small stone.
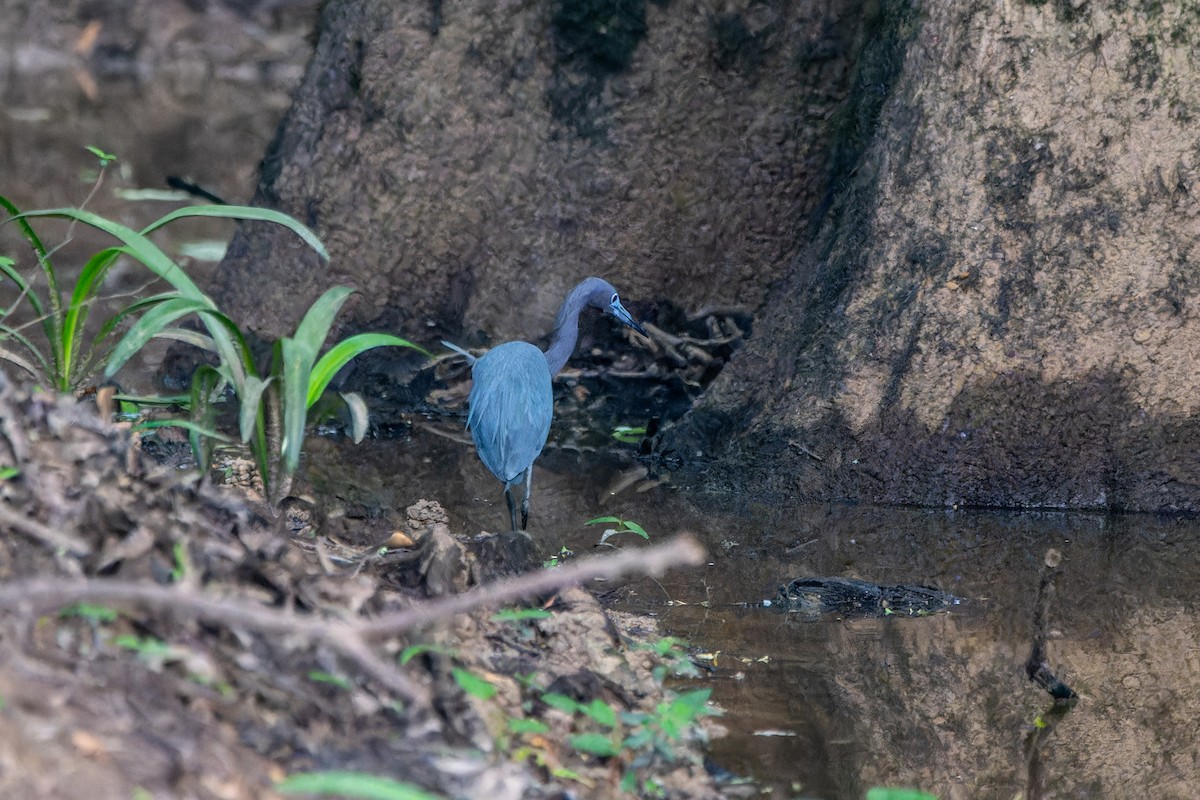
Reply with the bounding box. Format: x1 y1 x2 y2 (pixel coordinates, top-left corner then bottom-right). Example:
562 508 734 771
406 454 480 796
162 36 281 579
1132 329 1152 344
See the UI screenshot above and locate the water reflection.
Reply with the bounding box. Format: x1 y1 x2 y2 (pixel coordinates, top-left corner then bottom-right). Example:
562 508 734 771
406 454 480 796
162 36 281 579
309 426 1200 799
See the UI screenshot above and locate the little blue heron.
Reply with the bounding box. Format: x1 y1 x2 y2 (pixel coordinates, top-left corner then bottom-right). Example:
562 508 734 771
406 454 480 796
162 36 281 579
444 277 646 532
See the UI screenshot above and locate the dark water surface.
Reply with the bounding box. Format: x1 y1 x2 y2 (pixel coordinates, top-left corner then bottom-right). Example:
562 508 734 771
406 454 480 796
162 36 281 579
307 424 1200 800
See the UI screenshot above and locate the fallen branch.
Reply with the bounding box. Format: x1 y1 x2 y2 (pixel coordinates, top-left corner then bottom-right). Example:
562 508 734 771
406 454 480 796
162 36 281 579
0 535 706 706
357 533 706 637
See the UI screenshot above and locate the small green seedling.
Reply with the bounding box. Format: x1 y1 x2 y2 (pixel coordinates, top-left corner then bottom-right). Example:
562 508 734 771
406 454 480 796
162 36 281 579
542 545 574 568
452 667 497 700
84 145 117 166
611 424 646 444
585 516 651 546
308 671 352 690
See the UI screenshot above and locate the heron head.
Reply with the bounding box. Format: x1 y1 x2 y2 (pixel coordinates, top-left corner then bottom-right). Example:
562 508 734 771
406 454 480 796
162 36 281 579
605 290 647 336
577 278 646 336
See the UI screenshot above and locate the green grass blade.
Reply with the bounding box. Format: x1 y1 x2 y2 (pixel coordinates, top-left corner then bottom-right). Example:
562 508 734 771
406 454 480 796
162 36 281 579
0 255 46 320
279 335 309 474
186 364 224 471
142 205 329 261
61 247 122 389
238 374 273 443
0 232 60 378
13 208 206 297
132 418 231 441
149 327 219 353
0 324 52 378
0 345 46 382
90 292 185 360
0 196 59 313
277 771 442 800
104 297 215 378
307 333 431 408
0 195 50 265
293 286 354 354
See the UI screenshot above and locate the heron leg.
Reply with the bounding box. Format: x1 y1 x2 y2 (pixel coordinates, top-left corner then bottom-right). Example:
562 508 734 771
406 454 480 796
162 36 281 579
520 466 533 530
504 485 520 533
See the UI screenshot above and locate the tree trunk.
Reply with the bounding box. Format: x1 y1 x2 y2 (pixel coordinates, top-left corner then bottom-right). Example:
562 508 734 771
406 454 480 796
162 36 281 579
669 1 1200 512
207 0 858 350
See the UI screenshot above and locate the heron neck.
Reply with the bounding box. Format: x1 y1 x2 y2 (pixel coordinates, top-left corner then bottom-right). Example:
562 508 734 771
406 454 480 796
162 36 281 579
543 315 578 375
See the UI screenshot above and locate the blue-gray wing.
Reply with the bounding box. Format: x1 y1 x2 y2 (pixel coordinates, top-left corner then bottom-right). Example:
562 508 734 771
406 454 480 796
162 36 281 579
466 341 554 485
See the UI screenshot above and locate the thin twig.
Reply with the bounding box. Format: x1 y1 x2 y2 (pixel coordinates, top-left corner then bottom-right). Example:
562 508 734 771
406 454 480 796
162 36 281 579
0 535 707 706
0 503 94 556
357 534 706 637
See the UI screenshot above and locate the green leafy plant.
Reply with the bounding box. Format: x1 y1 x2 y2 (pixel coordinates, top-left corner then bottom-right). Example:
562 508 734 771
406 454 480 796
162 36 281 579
114 283 429 501
585 515 651 546
611 424 646 444
636 636 702 681
542 545 574 568
0 188 325 396
520 684 715 792
3 182 429 499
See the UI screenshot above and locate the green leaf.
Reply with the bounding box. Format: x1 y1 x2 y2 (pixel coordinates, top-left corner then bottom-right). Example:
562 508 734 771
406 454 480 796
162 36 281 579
84 145 117 164
397 643 454 665
622 520 650 539
0 254 46 320
582 698 618 728
278 771 443 800
307 332 430 409
11 207 251 393
567 732 620 757
61 247 121 387
0 466 20 480
506 717 550 735
0 330 51 381
237 375 273 444
865 789 939 800
451 668 497 700
540 692 580 714
279 335 309 475
141 205 329 262
130 418 231 441
58 603 119 623
114 635 173 658
103 297 215 378
308 671 352 690
670 687 712 714
293 286 354 352
585 516 622 526
14 208 206 296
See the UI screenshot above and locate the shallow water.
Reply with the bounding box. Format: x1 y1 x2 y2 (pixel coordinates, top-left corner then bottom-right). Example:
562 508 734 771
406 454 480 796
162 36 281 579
308 423 1200 800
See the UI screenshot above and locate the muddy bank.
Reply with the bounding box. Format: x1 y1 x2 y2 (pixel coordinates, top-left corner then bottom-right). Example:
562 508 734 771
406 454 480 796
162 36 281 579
0 373 721 799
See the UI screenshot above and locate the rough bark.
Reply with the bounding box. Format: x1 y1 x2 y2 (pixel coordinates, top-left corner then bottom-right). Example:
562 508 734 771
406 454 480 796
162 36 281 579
671 1 1200 512
207 0 858 347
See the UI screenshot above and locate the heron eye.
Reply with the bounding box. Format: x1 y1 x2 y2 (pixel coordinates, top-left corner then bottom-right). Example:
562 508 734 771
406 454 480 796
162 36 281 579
611 293 619 304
